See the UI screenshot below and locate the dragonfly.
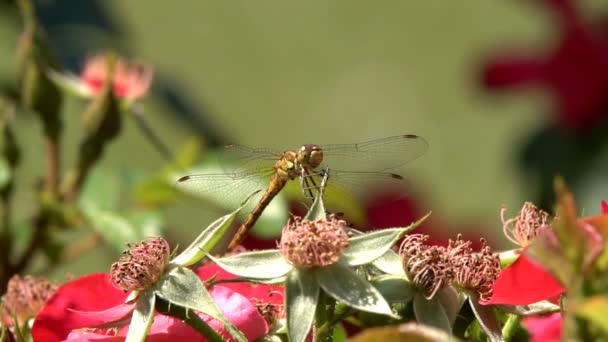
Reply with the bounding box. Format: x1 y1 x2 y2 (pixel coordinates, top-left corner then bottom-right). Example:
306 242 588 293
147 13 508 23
176 134 428 251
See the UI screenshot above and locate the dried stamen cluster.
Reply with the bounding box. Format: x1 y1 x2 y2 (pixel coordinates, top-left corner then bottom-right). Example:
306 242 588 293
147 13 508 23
110 237 170 292
1 274 57 326
280 215 349 269
399 234 450 299
502 202 551 247
448 236 501 301
399 234 500 300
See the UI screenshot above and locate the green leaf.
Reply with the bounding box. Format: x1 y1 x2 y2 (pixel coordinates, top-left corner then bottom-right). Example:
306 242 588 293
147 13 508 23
315 263 397 318
435 286 462 326
154 266 246 342
125 290 155 342
371 275 416 305
574 295 608 334
170 191 259 267
208 250 292 279
372 249 406 276
412 293 451 333
285 268 319 342
468 293 503 342
343 228 409 267
343 213 430 267
80 203 138 253
0 157 11 189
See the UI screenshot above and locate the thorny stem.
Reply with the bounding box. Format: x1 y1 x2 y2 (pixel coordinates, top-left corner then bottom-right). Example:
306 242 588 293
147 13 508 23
315 303 355 338
155 297 225 342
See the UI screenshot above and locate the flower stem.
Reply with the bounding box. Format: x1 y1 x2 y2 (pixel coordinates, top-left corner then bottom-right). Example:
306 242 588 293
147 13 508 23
314 291 336 342
155 298 226 342
501 314 522 341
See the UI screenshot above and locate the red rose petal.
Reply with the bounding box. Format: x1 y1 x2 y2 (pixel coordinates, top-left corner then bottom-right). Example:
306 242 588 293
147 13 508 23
483 255 565 305
601 200 608 214
32 273 129 342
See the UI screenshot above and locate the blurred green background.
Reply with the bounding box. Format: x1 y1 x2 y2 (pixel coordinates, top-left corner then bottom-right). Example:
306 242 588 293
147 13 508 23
2 0 608 279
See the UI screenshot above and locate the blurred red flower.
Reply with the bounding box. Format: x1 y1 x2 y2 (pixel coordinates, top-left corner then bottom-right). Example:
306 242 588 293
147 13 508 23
32 272 268 342
523 312 562 342
481 0 608 131
365 190 490 248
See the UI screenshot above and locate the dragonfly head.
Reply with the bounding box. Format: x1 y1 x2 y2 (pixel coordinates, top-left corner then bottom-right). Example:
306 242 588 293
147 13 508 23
297 144 324 169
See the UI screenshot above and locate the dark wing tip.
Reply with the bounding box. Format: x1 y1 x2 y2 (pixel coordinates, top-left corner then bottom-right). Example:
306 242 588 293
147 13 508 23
403 134 419 139
389 173 405 180
177 175 192 182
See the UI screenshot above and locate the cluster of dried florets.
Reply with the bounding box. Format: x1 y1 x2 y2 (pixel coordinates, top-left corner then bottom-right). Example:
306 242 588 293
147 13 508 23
110 237 171 292
399 233 500 300
1 274 57 326
502 202 552 248
280 214 349 269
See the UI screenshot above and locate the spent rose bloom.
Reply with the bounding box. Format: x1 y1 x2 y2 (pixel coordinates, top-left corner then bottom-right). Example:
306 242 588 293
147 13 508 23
31 272 268 342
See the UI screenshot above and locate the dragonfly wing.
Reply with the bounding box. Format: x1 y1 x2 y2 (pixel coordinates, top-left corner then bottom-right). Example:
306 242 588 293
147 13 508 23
218 144 280 174
174 169 273 211
320 134 428 172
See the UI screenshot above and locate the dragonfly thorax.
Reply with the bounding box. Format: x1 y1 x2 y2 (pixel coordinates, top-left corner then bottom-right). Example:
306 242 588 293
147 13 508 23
275 150 302 180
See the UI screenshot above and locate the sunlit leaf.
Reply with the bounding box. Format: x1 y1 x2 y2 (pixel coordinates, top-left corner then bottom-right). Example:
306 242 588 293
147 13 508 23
208 250 292 279
343 228 410 267
125 290 155 342
285 268 319 342
370 275 416 305
372 249 406 276
315 263 396 318
79 169 119 211
170 191 258 267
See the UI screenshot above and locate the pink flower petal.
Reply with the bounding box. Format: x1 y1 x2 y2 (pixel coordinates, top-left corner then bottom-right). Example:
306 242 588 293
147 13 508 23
483 255 565 305
523 312 562 342
67 302 135 326
33 273 128 342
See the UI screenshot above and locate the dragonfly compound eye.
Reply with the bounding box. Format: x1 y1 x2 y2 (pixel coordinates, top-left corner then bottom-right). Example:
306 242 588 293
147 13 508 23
298 144 323 168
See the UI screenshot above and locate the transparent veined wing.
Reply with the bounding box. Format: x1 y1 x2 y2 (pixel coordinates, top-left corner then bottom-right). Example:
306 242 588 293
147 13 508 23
319 134 428 173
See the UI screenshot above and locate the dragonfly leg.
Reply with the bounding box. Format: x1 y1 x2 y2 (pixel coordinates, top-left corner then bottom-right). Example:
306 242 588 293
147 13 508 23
301 171 317 199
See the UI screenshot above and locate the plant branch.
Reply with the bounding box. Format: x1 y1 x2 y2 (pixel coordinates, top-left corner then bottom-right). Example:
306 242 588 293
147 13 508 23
155 297 226 342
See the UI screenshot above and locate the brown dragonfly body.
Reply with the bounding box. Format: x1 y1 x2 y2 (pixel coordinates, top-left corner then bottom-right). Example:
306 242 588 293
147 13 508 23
176 135 427 252
227 145 324 249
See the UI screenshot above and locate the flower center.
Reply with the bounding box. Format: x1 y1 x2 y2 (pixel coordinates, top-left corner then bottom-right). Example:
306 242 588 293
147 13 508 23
399 234 449 299
502 202 551 247
110 237 171 292
279 215 349 269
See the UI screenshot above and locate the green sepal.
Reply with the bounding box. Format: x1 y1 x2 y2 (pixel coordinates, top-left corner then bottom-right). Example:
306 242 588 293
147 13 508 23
315 263 397 318
412 292 451 333
170 190 259 267
371 249 405 276
304 186 327 221
125 289 155 342
468 292 503 342
209 250 292 279
285 268 319 342
343 228 411 267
